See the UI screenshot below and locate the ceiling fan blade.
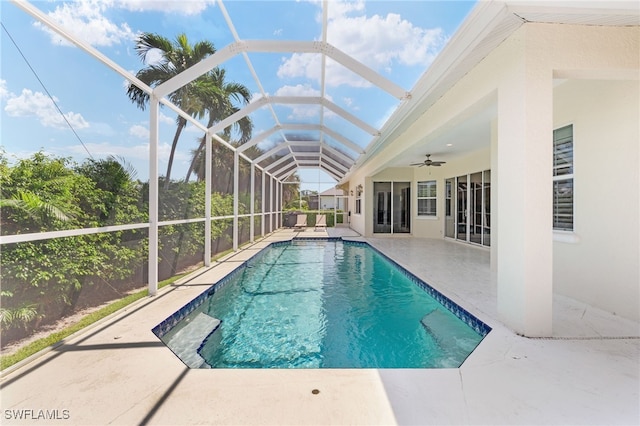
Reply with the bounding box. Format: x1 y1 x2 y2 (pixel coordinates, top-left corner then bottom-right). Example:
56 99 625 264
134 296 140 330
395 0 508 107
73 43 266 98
409 162 424 166
431 163 442 166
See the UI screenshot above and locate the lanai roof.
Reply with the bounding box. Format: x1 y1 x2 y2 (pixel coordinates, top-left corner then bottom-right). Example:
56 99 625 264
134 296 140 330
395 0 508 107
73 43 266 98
7 0 639 186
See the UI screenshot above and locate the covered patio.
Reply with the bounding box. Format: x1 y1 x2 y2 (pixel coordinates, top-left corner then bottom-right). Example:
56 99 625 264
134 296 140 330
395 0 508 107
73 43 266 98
1 232 637 424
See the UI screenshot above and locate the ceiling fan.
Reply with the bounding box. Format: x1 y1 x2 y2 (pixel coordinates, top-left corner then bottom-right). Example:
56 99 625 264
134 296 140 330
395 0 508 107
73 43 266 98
410 154 446 167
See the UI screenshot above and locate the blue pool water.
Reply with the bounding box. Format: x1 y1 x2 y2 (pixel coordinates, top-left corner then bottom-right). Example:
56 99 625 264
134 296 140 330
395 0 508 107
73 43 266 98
154 239 490 369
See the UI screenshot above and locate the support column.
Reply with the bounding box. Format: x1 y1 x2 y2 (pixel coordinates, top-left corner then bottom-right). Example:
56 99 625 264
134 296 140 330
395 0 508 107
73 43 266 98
233 150 239 251
148 96 159 296
204 132 212 266
261 172 266 236
496 62 553 336
270 175 275 232
276 180 280 229
250 163 255 242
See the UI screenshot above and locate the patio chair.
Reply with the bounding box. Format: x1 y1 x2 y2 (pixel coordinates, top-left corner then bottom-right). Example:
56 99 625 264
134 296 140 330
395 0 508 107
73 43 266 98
314 214 327 231
293 214 307 231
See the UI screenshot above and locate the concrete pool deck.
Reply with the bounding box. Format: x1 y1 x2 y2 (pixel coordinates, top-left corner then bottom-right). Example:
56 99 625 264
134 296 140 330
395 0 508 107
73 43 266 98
1 228 638 425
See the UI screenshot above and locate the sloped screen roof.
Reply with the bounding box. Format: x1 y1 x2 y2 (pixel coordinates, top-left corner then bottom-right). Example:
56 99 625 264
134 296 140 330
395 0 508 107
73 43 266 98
4 0 475 186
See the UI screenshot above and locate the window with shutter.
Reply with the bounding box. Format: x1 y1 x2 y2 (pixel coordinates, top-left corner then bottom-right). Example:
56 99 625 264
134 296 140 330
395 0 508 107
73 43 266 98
553 125 574 231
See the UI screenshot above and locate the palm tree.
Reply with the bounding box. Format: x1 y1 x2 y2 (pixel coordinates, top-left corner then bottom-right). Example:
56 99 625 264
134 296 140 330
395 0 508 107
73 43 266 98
126 33 216 188
282 174 301 207
185 67 253 183
0 191 71 225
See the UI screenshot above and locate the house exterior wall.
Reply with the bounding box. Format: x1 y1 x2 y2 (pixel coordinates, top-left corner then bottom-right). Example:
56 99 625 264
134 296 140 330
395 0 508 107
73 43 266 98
366 168 414 236
410 148 491 239
553 79 639 321
346 23 639 328
319 196 335 210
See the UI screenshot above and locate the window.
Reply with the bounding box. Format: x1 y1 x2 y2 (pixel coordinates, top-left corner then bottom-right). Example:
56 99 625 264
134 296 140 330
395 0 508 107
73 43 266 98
417 180 437 216
553 124 574 231
355 185 362 214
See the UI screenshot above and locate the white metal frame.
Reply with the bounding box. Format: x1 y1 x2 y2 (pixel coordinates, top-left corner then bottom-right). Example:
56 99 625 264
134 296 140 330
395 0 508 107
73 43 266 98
5 0 415 295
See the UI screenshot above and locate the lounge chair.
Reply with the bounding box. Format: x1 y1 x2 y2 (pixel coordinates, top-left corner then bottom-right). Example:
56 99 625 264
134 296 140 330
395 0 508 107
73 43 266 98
293 214 307 231
314 214 327 231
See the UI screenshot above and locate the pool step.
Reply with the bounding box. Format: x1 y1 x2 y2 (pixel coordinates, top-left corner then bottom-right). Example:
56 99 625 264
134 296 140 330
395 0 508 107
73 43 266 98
200 288 326 368
162 312 221 368
420 309 483 367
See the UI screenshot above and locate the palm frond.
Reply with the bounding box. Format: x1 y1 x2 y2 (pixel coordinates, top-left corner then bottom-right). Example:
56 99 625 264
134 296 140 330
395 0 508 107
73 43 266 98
0 191 72 222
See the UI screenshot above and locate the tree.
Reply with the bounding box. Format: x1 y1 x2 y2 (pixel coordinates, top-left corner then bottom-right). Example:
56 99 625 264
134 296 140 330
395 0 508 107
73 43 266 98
75 156 143 225
126 33 216 188
0 153 146 336
282 174 301 207
185 68 253 183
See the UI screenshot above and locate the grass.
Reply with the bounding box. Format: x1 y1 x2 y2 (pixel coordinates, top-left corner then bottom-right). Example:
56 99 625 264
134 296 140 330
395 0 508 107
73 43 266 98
0 274 186 371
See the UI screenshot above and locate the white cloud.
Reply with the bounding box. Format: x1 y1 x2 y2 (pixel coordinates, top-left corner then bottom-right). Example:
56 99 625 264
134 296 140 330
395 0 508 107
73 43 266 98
328 13 445 69
114 0 215 15
274 84 325 119
61 141 148 160
159 112 175 125
342 97 359 111
128 114 192 139
129 124 149 139
0 80 9 99
249 92 262 103
57 140 191 179
278 53 321 81
305 0 365 21
184 123 205 134
34 0 216 47
325 0 365 20
4 89 89 130
278 2 446 87
35 0 135 47
275 84 321 97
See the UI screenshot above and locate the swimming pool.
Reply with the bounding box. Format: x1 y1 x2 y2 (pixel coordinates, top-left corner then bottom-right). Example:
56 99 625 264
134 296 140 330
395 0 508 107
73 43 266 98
153 239 490 368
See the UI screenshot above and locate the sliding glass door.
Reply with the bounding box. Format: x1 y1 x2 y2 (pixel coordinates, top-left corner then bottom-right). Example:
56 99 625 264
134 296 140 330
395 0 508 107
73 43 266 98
456 174 468 241
446 171 490 246
445 178 455 238
373 181 410 234
374 182 391 233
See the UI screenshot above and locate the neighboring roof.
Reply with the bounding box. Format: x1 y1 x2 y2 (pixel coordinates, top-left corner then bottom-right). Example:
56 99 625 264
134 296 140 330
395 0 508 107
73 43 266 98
319 188 344 197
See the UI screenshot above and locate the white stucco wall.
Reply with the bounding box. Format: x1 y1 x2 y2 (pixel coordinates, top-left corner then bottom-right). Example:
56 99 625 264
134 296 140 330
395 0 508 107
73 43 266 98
410 148 491 239
345 23 639 327
553 79 640 321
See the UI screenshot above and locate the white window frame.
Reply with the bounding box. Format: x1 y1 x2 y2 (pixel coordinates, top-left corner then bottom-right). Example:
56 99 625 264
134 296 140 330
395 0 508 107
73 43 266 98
416 180 437 217
553 124 574 232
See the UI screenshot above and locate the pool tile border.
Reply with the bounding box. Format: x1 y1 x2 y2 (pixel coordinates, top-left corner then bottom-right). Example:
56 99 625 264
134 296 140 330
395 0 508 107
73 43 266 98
152 237 491 341
151 264 246 339
343 240 492 337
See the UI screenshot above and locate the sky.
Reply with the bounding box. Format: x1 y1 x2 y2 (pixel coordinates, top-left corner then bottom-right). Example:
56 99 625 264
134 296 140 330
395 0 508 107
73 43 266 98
1 0 476 192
